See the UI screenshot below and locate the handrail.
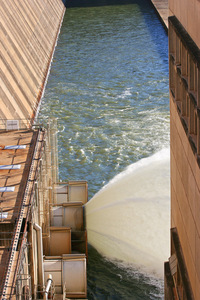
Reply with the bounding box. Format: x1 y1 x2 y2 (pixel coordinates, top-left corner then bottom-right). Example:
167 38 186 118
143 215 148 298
0 117 58 131
0 129 42 298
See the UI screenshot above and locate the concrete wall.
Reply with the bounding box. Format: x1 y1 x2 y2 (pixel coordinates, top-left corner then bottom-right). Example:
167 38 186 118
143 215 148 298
169 0 200 49
170 96 200 299
0 0 65 124
168 2 200 298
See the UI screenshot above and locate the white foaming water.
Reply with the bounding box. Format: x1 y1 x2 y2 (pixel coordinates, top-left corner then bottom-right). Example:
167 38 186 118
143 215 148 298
85 148 170 278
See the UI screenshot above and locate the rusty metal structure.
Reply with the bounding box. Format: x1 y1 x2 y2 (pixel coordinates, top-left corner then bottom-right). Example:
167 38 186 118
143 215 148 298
0 0 88 299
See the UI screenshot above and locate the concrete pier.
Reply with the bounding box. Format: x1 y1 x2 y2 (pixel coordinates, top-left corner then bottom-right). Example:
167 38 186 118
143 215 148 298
151 0 169 30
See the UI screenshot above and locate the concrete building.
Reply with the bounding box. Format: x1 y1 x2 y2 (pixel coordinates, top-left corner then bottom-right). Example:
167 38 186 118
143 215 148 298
0 1 88 299
165 0 200 299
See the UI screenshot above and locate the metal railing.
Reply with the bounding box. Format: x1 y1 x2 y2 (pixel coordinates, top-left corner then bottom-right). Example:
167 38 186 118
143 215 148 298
16 274 32 299
0 118 59 299
0 206 24 223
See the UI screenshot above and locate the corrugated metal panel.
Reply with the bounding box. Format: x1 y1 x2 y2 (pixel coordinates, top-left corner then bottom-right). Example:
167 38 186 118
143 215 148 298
0 0 65 124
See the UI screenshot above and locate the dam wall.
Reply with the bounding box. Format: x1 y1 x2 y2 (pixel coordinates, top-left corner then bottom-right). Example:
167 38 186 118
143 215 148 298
169 0 200 49
170 96 200 299
0 0 65 126
167 9 200 299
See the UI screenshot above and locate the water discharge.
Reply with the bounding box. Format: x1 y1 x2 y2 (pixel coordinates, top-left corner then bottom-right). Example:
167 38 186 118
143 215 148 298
85 148 170 278
39 1 170 297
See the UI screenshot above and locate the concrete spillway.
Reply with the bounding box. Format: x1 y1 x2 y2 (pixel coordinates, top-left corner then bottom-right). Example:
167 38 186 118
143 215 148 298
0 0 65 124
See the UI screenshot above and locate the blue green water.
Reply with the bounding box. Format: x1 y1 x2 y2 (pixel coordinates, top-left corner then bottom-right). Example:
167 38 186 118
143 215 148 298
39 0 169 298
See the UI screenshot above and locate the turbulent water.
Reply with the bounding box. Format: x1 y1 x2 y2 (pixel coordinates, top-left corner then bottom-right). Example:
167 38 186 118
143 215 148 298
39 0 169 298
85 149 170 278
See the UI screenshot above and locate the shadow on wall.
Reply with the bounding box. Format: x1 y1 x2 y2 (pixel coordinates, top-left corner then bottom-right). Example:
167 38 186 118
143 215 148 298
62 0 138 8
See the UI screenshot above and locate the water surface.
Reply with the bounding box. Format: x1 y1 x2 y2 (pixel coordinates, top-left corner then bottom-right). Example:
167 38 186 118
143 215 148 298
39 1 169 298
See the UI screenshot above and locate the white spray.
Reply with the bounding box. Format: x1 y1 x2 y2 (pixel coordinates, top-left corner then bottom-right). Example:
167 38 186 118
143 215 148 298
85 148 170 278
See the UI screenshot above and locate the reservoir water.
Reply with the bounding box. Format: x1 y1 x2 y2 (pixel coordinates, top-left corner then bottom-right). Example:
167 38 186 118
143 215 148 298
38 0 169 298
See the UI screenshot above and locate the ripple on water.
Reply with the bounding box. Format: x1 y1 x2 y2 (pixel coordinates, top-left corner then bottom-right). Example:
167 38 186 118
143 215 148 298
39 1 169 299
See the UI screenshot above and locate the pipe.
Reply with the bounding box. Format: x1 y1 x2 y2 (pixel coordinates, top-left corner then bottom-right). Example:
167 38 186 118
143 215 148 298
33 223 44 290
43 274 53 300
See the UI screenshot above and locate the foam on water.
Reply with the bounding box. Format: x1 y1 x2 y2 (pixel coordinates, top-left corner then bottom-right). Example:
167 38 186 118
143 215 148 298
85 148 170 278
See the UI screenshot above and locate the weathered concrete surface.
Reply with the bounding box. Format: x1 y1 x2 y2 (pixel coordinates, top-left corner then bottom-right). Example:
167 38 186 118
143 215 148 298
0 0 65 125
169 0 200 49
151 0 169 30
168 2 200 298
170 96 200 299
